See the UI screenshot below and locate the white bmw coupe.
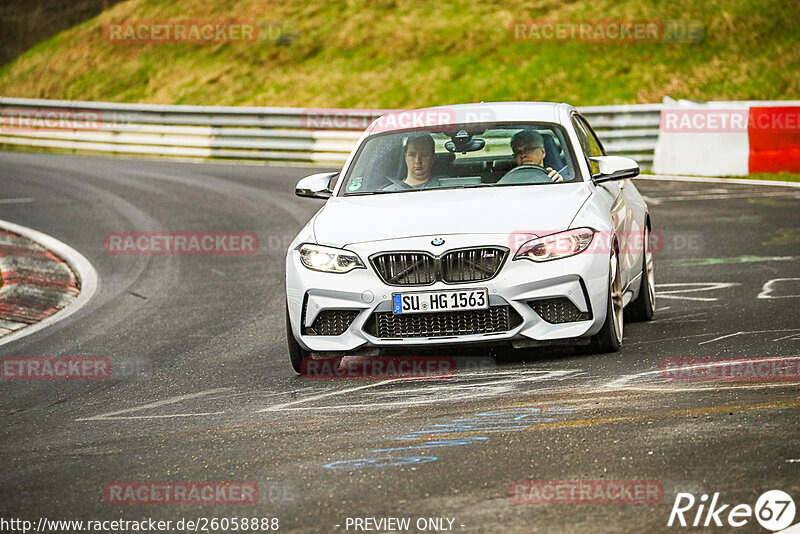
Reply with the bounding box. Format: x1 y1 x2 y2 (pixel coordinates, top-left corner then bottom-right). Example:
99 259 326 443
285 102 654 373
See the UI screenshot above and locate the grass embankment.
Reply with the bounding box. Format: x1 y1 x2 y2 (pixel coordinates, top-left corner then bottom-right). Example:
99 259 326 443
0 0 798 108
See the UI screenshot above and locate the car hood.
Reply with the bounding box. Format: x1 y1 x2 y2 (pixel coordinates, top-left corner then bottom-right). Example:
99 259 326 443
313 183 593 247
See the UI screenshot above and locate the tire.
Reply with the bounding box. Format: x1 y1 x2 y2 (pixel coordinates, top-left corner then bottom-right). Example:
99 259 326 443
625 225 655 322
286 307 310 374
591 252 623 353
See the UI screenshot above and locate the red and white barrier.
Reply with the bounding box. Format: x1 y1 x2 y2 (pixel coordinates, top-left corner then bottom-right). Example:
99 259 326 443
653 99 800 176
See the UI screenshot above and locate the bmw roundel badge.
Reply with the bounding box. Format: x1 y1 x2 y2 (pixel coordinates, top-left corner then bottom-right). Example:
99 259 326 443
431 237 445 246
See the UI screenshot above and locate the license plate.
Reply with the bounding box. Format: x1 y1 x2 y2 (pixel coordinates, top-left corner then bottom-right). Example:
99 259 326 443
392 288 489 314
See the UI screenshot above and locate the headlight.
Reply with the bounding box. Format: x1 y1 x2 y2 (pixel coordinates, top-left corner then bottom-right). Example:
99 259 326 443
298 243 365 273
514 228 595 262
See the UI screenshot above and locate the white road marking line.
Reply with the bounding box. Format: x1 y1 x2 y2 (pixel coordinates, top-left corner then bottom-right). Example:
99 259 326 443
0 198 34 204
699 329 800 345
360 370 576 396
258 370 578 412
75 388 232 421
659 295 719 302
774 332 800 342
656 282 738 302
656 311 709 323
758 278 800 299
626 333 721 346
698 332 743 345
203 388 328 402
90 412 226 420
257 381 404 412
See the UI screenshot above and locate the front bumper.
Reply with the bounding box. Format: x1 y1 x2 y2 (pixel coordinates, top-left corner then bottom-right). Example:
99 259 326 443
286 234 610 352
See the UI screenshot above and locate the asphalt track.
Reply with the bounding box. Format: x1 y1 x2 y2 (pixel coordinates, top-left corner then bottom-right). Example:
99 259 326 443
0 151 799 534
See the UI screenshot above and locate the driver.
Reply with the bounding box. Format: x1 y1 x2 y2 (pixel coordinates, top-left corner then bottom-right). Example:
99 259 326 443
383 133 441 190
509 130 563 182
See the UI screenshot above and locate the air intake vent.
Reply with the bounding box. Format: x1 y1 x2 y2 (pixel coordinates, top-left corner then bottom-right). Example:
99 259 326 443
528 298 591 324
303 309 360 336
365 305 522 338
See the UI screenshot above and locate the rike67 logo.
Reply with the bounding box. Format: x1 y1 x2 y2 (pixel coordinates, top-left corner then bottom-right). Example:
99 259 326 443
668 490 796 531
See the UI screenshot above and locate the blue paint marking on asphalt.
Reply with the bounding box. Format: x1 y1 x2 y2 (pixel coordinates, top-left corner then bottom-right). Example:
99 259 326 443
324 456 438 469
323 406 576 469
372 437 488 452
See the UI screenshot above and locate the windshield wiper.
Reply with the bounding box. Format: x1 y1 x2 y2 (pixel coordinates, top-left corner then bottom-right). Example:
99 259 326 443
458 183 493 189
345 190 398 196
346 183 500 195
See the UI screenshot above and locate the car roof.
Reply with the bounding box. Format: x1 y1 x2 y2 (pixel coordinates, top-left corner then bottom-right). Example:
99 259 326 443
363 102 576 135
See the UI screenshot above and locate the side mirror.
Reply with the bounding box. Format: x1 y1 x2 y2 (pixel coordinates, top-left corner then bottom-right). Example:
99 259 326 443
589 156 640 183
295 172 338 199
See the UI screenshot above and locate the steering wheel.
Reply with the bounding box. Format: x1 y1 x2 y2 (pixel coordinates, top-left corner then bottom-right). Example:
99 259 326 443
498 164 553 184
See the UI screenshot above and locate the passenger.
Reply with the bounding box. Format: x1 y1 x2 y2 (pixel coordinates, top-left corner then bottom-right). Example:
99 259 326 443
509 130 563 182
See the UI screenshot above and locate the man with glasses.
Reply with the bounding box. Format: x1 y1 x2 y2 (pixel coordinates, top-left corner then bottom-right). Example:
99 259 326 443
509 130 564 182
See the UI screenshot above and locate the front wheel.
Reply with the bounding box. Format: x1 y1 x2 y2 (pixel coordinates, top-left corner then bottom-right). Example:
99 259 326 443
591 252 623 353
286 307 310 374
625 225 655 322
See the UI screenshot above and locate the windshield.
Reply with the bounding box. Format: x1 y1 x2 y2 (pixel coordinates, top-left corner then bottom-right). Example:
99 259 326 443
339 122 579 196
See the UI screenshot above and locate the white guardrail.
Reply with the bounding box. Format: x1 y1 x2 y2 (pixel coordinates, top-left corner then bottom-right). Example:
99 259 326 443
0 97 661 167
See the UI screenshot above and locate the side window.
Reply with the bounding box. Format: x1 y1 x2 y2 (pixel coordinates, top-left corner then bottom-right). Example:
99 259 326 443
571 117 591 157
578 116 606 157
571 116 599 175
